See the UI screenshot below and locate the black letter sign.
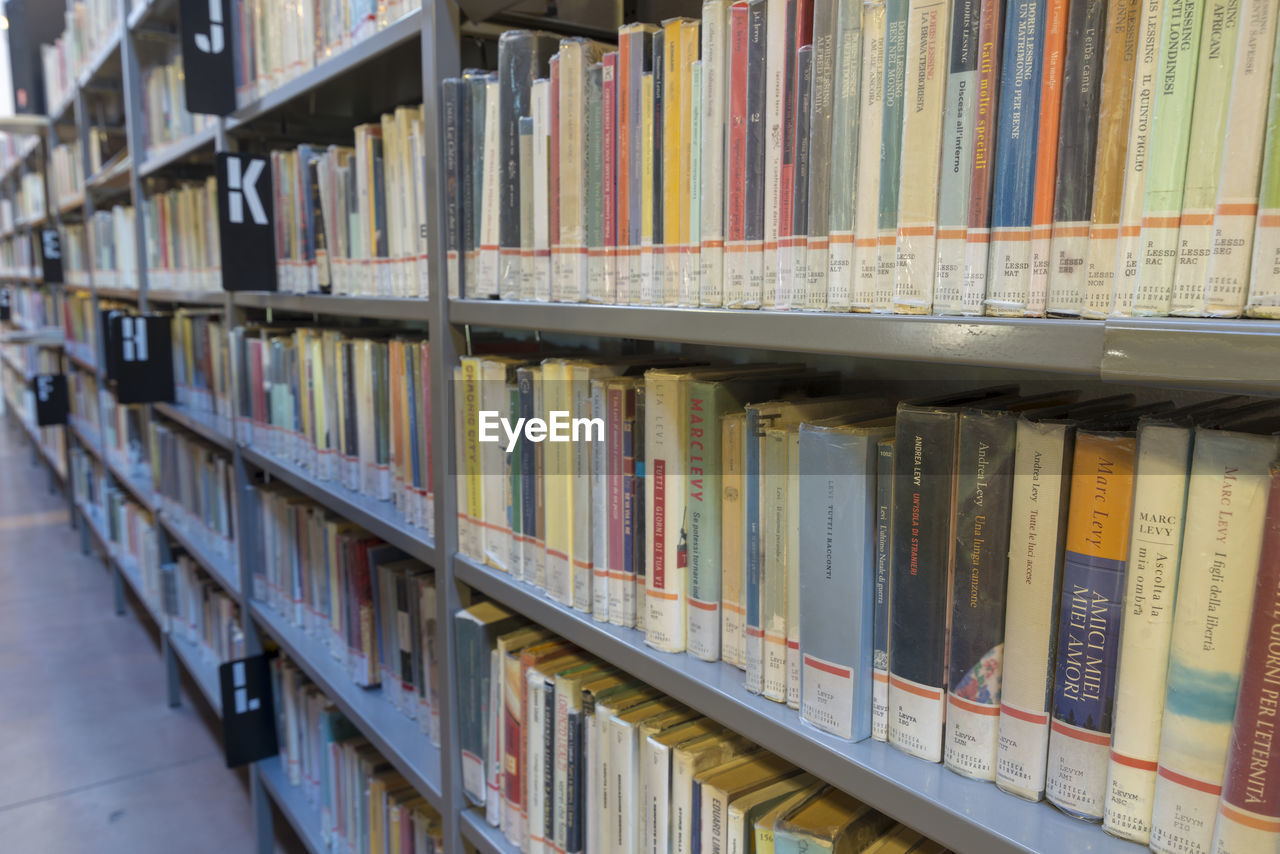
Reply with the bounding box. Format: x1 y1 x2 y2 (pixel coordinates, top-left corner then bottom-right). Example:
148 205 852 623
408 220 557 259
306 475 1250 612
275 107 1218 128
217 152 277 292
178 0 236 115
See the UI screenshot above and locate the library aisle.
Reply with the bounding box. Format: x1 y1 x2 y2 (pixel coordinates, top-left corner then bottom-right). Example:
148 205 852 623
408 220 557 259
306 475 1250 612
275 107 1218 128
0 420 290 853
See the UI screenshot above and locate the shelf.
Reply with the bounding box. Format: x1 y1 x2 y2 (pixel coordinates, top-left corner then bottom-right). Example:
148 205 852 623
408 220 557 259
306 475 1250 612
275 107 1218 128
69 420 102 461
226 11 423 129
57 195 85 216
146 288 226 306
449 300 1107 376
240 446 436 567
167 630 223 717
250 601 443 809
115 554 166 629
85 156 134 198
65 348 98 374
159 513 239 595
76 28 123 88
454 555 1142 854
232 291 430 321
105 453 156 514
256 755 327 854
95 286 141 301
138 125 218 177
459 809 509 854
1102 318 1280 395
152 402 235 451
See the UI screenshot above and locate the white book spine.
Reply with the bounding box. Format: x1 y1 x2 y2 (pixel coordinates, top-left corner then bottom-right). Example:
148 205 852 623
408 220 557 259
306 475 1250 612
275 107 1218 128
527 673 548 854
610 719 640 854
763 0 787 309
702 3 730 307
852 3 887 312
533 80 553 301
479 78 502 297
592 382 610 621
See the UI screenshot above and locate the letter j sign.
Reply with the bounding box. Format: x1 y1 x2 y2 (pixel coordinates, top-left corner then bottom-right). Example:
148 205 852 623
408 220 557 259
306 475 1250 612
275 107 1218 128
216 152 277 292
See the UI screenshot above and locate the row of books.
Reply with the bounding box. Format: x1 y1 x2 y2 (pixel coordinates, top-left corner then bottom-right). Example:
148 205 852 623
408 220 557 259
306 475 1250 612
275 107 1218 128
0 234 37 279
256 482 442 746
233 326 435 536
443 2 1280 320
0 341 67 471
456 600 949 854
0 175 46 233
170 312 233 426
169 554 244 663
104 476 165 616
62 290 101 367
40 0 120 112
456 354 1280 851
140 49 216 159
49 142 84 210
2 282 57 329
143 179 221 293
272 104 429 297
60 224 91 287
234 0 422 108
68 367 100 442
151 421 238 567
272 654 445 853
102 387 150 485
87 204 140 289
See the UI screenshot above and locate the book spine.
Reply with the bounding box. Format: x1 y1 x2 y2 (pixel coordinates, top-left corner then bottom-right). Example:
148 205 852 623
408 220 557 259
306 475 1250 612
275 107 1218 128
1045 0 1108 315
586 63 606 305
933 0 981 315
571 373 595 612
640 69 656 305
744 406 766 692
806 0 838 310
888 407 958 762
791 44 815 313
959 0 1002 314
543 363 573 604
853 0 887 311
764 0 789 310
1170 0 1244 316
560 40 592 303
945 413 1016 781
1206 0 1280 316
687 383 724 662
891 0 950 314
610 719 640 854
480 77 502 297
520 116 537 301
799 426 881 741
592 381 610 621
996 418 1073 801
646 372 687 653
461 357 484 563
620 389 639 628
1149 430 1280 854
487 647 503 825
498 32 535 299
1080 0 1145 318
725 2 750 309
786 430 803 708
565 706 586 853
443 78 462 299
1025 0 1069 316
603 52 619 305
607 385 625 625
550 56 562 302
875 0 911 312
720 414 747 669
649 31 665 307
689 59 704 307
527 673 547 854
743 0 769 308
825 0 863 311
1132 0 1208 316
1103 423 1192 844
1210 463 1280 854
503 652 524 843
663 20 685 308
1246 16 1280 318
872 437 894 741
619 30 635 305
533 78 552 301
702 2 731 307
762 428 790 702
1044 431 1136 821
985 0 1045 316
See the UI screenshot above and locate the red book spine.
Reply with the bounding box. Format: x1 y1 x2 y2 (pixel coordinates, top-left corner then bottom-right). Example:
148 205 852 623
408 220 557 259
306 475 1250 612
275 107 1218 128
603 51 618 301
1216 465 1280 848
778 0 800 246
728 4 749 246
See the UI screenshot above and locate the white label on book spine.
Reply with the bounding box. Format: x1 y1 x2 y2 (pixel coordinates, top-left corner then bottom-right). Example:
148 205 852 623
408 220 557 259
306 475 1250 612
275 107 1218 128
945 693 1000 780
872 670 889 741
1046 720 1109 818
686 597 719 662
1247 212 1280 317
997 702 1052 799
801 653 854 740
888 675 945 763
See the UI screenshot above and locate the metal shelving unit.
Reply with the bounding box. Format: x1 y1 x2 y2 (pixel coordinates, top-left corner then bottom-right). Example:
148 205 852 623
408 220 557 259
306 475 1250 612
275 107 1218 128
151 402 234 450
256 756 327 854
158 513 239 595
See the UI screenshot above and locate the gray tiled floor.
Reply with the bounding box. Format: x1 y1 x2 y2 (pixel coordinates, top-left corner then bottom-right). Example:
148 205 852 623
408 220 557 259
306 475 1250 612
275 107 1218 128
0 419 291 853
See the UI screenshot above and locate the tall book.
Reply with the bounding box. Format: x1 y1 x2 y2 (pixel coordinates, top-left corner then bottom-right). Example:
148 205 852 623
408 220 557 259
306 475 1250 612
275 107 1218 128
662 18 694 307
701 2 732 307
1024 0 1069 315
725 2 752 309
586 63 606 304
603 51 619 305
891 0 950 314
995 416 1075 801
872 437 894 741
727 777 823 854
443 78 463 299
1148 428 1280 854
765 1 794 310
671 732 756 854
618 25 657 306
722 412 749 669
1248 22 1280 318
498 31 557 300
851 0 886 311
1044 430 1136 821
690 57 705 306
798 416 894 740
745 0 770 309
1044 0 1108 315
1209 462 1280 854
479 75 502 298
875 0 911 312
1131 0 1208 316
1079 0 1145 318
804 0 839 311
932 0 982 315
1101 420 1193 842
985 0 1046 316
790 45 815 310
651 30 665 307
532 77 553 300
1211 2 1280 316
1169 0 1245 316
959 0 1002 314
641 718 723 854
698 753 800 854
825 0 864 311
557 39 609 303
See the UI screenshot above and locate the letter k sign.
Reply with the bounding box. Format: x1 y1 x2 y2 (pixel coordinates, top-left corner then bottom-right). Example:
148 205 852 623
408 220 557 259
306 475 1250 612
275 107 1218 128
227 158 268 225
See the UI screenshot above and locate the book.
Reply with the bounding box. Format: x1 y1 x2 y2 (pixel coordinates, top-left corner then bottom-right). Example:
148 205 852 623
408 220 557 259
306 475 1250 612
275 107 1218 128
808 0 842 312
701 2 732 307
457 601 526 806
1079 0 1145 318
641 717 724 854
798 415 894 740
1025 0 1070 316
933 0 982 315
959 0 1003 314
875 0 911 312
690 58 705 307
772 785 895 854
825 0 865 311
872 437 894 741
610 697 688 854
763 0 788 311
587 62 606 305
725 775 819 854
1169 0 1245 316
722 412 748 669
662 18 695 307
1131 0 1208 316
1044 0 1109 315
1149 428 1280 854
996 416 1075 801
1246 11 1280 318
891 0 950 314
557 39 610 303
698 752 800 854
603 51 619 305
1102 419 1194 843
852 0 887 311
1209 462 1280 854
985 0 1046 316
1044 429 1137 821
1204 0 1280 316
744 0 770 308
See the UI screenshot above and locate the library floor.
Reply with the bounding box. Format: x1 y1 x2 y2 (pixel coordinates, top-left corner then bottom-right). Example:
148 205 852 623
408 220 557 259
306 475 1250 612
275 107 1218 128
0 420 298 852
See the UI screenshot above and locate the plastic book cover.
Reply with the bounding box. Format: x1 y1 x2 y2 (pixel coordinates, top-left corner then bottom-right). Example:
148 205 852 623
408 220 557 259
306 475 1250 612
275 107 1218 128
825 0 864 311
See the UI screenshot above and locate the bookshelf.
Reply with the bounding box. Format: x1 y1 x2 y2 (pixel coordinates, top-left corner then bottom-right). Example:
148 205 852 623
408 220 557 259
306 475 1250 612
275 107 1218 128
2 1 1277 853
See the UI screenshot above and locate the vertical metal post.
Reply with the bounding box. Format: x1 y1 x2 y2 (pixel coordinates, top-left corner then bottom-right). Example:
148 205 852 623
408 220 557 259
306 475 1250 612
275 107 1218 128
119 0 150 310
423 1 466 848
163 634 181 707
113 563 126 615
251 768 274 854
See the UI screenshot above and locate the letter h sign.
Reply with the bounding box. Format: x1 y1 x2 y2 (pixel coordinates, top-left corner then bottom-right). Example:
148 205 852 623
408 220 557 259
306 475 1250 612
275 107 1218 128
216 152 278 292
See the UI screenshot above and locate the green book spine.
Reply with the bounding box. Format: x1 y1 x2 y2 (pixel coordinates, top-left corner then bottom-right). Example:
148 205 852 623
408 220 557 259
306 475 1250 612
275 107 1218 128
826 0 864 311
1245 8 1280 317
875 0 911 312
